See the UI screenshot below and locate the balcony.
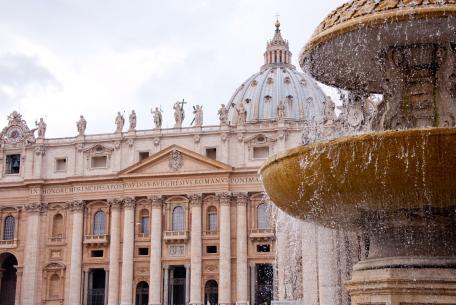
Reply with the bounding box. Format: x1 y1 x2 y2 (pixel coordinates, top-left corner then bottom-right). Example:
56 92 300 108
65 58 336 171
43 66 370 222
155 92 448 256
136 232 150 238
249 228 275 241
163 230 189 243
0 239 17 249
84 234 109 245
203 230 218 239
48 235 66 245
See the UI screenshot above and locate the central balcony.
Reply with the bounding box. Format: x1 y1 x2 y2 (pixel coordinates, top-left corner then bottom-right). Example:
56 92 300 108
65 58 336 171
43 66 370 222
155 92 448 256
84 234 109 245
163 230 189 243
249 228 275 241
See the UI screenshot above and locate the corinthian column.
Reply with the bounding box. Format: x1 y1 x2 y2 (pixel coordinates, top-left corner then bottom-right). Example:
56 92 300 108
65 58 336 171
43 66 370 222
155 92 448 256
120 197 136 305
218 192 232 305
189 194 202 305
149 196 163 305
20 203 45 305
68 200 85 305
108 199 122 305
235 193 248 305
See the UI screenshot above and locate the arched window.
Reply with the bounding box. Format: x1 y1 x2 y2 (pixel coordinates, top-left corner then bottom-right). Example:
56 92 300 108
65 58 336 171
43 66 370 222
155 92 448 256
52 213 64 237
135 281 149 305
257 203 270 230
140 209 150 235
3 216 15 240
172 206 184 232
49 274 61 299
207 206 217 232
93 211 106 235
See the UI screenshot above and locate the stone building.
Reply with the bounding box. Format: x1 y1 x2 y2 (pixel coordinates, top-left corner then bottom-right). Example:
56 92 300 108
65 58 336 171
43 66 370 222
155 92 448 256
0 22 331 305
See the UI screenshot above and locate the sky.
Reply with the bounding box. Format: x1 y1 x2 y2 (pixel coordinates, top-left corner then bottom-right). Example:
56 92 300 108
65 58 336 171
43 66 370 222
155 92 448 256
0 0 346 137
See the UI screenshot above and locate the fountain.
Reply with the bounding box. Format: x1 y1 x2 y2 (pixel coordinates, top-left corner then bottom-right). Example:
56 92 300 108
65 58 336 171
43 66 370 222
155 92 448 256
260 1 456 304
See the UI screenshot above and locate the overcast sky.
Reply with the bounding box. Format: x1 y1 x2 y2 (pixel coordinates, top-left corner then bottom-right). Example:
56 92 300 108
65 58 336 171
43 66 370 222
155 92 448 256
0 0 346 137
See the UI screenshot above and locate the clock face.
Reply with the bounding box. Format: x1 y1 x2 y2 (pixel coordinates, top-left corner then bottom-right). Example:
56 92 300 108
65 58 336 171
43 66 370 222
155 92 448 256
348 107 364 127
6 127 23 144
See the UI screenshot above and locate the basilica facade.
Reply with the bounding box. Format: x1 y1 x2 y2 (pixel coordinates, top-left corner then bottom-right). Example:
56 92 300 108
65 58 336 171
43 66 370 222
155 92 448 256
0 22 335 305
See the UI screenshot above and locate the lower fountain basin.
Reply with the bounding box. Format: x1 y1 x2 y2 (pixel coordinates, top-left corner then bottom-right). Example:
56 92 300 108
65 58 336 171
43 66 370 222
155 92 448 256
259 128 456 230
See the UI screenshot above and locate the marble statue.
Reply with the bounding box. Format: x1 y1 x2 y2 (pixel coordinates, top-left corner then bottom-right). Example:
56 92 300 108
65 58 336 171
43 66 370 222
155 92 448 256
76 115 87 136
129 110 137 131
115 112 125 133
35 118 47 138
236 103 247 126
193 105 203 127
277 100 285 121
218 104 228 125
173 101 185 128
152 107 163 129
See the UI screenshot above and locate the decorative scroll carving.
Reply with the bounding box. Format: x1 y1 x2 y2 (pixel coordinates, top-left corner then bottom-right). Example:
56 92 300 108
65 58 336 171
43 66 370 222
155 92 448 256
109 198 123 209
189 194 202 207
25 202 47 213
68 200 85 211
217 192 232 206
149 196 163 208
123 197 136 209
235 193 248 206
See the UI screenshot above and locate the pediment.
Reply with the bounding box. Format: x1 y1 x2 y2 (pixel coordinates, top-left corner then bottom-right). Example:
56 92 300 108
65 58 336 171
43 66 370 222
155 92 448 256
119 145 232 176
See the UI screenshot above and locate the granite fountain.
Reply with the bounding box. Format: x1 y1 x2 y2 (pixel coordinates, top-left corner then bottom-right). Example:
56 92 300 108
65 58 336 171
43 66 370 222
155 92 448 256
260 1 456 304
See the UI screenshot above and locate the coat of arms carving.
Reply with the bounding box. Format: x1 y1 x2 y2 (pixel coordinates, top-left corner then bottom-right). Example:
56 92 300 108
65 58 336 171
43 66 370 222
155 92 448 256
168 149 183 171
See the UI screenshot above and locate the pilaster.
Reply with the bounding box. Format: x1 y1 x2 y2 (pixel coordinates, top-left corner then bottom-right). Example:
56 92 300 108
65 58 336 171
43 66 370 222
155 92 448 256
68 200 85 305
235 193 248 305
107 198 122 305
218 192 232 305
120 197 136 305
20 202 46 305
149 196 163 305
189 194 202 305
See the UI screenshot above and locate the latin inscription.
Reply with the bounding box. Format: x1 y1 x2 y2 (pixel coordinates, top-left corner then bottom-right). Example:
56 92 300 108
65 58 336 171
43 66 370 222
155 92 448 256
32 176 260 195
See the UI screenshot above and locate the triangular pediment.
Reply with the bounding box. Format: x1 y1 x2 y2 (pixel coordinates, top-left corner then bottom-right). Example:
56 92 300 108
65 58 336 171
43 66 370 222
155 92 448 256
119 145 232 176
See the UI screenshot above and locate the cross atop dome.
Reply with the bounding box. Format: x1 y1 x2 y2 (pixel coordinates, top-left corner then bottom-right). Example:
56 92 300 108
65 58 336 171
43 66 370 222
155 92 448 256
263 19 292 68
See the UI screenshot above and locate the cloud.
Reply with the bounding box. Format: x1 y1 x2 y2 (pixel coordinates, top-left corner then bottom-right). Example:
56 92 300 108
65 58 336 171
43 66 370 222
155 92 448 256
0 53 61 108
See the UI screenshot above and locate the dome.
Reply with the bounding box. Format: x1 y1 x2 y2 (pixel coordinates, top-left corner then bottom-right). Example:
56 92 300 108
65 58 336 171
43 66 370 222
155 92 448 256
227 21 326 124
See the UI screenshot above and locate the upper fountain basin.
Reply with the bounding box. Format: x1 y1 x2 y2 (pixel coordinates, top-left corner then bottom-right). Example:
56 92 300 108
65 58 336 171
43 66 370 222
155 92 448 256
299 0 456 92
259 128 456 230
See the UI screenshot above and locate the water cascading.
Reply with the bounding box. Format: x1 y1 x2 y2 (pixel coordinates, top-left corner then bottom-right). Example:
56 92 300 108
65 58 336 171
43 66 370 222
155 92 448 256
260 1 456 304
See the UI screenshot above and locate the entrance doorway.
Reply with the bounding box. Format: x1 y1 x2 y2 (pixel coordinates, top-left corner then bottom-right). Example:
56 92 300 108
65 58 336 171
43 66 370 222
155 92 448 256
169 266 186 305
256 264 273 305
135 281 149 305
204 280 218 305
0 253 17 305
87 269 106 305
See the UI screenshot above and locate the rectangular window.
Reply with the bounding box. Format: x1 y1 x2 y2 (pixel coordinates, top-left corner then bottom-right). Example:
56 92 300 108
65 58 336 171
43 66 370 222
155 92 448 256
253 146 269 159
257 244 271 253
139 151 150 162
206 245 217 254
206 148 217 160
138 247 149 256
91 250 104 257
140 216 150 234
91 156 107 168
5 154 21 175
55 158 67 172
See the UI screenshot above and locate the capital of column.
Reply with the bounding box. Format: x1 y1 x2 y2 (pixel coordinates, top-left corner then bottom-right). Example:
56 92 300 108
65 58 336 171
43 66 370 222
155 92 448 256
109 198 123 209
149 195 163 208
234 193 248 206
189 194 202 207
24 202 47 213
123 197 136 209
217 192 232 206
68 200 85 212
